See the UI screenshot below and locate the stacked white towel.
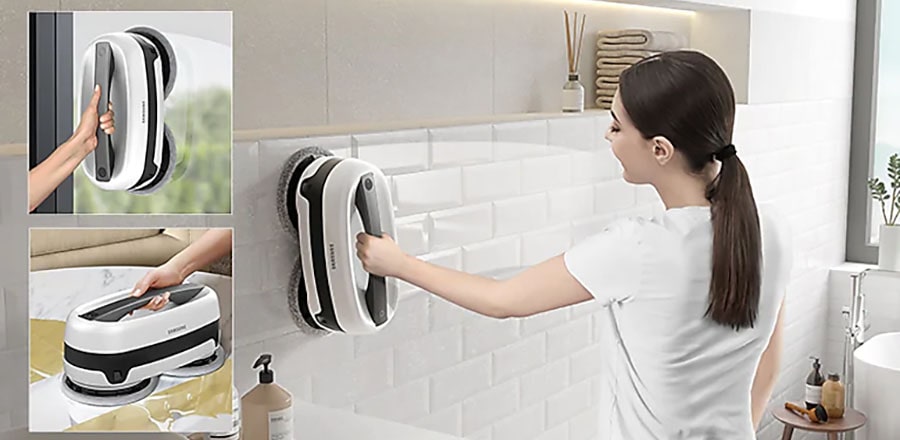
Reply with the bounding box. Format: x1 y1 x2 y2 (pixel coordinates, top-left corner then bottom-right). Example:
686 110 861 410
595 29 687 109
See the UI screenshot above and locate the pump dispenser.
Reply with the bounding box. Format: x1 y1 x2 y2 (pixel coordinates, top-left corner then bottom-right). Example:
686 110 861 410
805 357 825 410
241 354 293 440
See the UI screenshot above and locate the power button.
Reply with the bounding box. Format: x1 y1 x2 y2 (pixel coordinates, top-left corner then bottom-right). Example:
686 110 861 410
364 178 373 190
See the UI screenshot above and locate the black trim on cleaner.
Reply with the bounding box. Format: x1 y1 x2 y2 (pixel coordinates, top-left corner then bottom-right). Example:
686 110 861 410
79 284 204 323
93 41 113 181
354 172 389 326
127 36 160 190
65 376 152 397
299 157 344 332
64 320 219 385
295 269 326 331
286 153 326 233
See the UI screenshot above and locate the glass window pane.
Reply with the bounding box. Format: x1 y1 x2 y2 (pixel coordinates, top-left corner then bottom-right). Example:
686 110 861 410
871 0 900 244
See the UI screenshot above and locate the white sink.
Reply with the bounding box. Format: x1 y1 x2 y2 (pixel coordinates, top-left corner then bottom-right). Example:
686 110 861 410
853 331 900 440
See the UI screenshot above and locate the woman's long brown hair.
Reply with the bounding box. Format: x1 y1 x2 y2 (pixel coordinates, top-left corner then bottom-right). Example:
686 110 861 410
619 50 762 330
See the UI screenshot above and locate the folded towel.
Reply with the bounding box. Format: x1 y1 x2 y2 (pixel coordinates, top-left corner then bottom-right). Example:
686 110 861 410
596 76 619 85
595 49 656 59
596 29 687 52
596 96 614 109
596 66 628 77
596 80 618 91
596 56 645 68
596 88 616 98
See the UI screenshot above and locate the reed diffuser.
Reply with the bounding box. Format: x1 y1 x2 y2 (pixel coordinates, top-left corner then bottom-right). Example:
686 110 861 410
562 10 587 112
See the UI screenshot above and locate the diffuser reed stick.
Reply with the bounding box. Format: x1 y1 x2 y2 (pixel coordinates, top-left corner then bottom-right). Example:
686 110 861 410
563 10 587 73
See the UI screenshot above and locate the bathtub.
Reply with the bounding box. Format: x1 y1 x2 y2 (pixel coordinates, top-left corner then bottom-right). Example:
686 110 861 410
853 331 900 440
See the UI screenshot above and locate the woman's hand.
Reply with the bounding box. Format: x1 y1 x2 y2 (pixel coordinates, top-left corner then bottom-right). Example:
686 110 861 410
130 263 187 311
28 85 116 212
355 233 409 278
70 85 115 155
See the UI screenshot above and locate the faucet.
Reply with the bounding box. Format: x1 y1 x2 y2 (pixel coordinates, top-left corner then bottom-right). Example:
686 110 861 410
839 269 871 440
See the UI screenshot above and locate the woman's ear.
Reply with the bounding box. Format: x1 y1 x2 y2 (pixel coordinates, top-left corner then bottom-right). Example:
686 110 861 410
650 136 676 166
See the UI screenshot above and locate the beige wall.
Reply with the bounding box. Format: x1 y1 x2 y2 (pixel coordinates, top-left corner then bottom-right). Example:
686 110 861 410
29 228 211 271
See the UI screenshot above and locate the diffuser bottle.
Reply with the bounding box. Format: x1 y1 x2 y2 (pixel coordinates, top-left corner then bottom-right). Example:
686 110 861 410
241 354 293 440
821 373 845 419
805 357 825 410
562 73 585 112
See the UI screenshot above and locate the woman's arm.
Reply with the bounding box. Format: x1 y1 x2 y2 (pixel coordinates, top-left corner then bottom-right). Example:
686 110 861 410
29 86 114 212
131 229 233 309
357 233 593 318
160 228 234 283
751 297 785 430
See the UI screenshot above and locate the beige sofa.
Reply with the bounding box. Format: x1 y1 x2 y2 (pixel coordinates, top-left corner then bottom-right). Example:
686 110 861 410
29 228 229 275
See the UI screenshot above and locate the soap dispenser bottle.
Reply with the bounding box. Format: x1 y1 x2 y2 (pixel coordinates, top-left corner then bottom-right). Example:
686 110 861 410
241 354 293 440
805 357 825 410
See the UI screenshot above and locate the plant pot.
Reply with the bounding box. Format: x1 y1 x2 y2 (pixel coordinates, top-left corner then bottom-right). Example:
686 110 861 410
878 224 900 272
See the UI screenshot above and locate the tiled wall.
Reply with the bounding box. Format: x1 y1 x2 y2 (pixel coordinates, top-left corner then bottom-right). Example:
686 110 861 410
231 91 853 439
231 113 652 439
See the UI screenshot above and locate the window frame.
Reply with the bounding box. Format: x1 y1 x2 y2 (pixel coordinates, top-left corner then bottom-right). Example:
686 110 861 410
28 12 74 214
846 0 883 264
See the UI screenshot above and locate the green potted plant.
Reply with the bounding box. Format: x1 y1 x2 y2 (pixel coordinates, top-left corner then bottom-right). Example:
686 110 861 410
868 152 900 271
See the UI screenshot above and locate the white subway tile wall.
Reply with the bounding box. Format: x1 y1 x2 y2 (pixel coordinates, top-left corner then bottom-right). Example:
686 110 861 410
227 100 853 440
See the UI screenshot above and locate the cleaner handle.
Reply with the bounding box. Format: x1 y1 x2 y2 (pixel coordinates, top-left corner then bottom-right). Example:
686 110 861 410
355 172 389 326
80 283 205 322
355 173 382 237
93 41 114 182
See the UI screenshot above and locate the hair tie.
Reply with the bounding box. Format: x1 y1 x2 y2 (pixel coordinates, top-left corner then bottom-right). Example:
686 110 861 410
714 144 737 160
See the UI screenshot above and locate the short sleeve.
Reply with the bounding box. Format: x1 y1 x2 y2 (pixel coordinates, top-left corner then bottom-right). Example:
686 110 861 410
564 217 643 303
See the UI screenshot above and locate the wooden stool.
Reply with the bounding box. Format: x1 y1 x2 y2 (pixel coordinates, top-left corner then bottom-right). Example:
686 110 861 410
773 406 867 439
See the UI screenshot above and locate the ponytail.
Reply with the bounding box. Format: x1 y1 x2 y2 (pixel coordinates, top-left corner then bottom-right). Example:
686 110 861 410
705 146 761 330
618 50 762 330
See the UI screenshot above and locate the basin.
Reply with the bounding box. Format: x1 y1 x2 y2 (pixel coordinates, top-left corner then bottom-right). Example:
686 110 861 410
853 331 900 440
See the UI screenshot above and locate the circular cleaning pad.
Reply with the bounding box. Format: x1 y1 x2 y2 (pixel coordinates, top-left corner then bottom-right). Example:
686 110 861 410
126 26 178 98
287 257 330 336
129 124 177 195
62 374 159 407
276 146 334 241
163 345 227 378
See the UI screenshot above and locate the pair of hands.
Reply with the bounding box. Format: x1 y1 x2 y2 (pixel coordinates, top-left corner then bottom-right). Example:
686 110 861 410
131 233 406 311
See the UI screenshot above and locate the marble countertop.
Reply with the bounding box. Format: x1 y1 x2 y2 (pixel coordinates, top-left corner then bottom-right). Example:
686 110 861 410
29 266 233 434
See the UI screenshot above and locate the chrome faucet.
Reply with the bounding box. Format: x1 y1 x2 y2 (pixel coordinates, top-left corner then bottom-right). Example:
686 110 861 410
839 267 900 440
842 270 868 409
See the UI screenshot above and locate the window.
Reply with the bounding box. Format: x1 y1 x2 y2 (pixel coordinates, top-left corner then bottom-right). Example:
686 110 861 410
870 0 900 244
847 0 896 264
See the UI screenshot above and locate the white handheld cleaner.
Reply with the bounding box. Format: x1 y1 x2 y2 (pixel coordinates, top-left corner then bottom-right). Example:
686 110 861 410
277 147 399 335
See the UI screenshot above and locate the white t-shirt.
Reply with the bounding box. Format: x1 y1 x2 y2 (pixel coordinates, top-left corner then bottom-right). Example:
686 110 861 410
564 204 792 440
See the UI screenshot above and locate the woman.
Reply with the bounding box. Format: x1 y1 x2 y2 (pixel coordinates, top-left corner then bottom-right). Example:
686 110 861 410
356 50 791 439
29 85 115 212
